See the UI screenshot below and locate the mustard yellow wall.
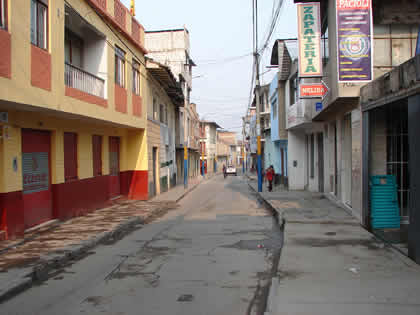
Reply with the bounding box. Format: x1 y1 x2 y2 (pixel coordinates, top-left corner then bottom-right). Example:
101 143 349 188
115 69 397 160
0 124 22 193
0 108 149 193
0 0 147 130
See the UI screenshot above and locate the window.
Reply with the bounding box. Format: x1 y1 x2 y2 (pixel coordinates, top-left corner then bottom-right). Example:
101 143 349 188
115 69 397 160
65 29 83 67
92 135 102 176
0 0 7 30
160 104 165 124
153 97 158 120
31 0 48 50
132 59 140 95
290 75 298 105
115 46 125 87
64 132 78 181
310 134 315 179
271 96 277 118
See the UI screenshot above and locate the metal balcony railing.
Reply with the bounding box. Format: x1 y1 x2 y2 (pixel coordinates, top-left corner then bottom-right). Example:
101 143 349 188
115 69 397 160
65 63 105 98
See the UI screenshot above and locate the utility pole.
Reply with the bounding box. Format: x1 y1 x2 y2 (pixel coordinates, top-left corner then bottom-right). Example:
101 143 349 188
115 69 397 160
253 0 262 192
242 119 246 174
201 121 205 178
184 105 188 189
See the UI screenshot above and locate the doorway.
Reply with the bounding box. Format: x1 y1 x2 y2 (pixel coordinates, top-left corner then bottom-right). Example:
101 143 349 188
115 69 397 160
109 137 120 198
152 147 158 196
342 115 352 206
317 133 324 192
22 129 53 229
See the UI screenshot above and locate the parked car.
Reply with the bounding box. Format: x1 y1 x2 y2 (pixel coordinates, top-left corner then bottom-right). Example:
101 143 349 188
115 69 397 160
226 165 237 176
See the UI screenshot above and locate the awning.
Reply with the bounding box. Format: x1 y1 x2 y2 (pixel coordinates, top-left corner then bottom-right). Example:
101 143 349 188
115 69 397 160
146 59 184 106
312 97 360 122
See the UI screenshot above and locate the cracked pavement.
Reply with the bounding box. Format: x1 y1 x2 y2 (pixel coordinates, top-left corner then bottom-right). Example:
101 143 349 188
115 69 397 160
1 175 283 315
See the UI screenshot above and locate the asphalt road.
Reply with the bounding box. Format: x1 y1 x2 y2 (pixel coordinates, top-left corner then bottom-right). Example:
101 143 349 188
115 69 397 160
2 175 282 315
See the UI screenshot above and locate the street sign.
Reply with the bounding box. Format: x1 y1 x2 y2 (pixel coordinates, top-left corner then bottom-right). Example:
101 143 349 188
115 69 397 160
299 82 329 99
316 102 323 112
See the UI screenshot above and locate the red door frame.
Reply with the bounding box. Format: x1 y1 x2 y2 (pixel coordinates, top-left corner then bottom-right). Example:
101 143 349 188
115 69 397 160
21 129 53 229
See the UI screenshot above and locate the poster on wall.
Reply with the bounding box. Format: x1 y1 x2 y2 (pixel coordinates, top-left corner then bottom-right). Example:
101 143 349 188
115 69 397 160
336 0 373 82
297 2 322 77
22 152 49 194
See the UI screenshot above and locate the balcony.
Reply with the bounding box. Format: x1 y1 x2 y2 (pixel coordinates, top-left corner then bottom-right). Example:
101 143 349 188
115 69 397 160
65 63 105 98
286 100 312 130
64 5 107 100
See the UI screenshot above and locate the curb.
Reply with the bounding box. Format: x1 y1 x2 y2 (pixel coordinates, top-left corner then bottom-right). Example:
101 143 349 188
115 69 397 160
175 181 202 203
0 216 143 303
0 174 219 303
176 173 219 203
246 178 285 228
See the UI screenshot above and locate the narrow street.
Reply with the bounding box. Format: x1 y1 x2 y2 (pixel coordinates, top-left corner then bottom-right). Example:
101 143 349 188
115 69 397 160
1 175 282 315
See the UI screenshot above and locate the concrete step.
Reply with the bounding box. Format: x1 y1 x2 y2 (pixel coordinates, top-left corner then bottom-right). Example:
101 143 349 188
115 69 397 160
24 219 60 234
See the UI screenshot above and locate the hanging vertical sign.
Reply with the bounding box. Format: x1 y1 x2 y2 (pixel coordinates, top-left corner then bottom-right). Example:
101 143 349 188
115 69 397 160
297 2 322 77
336 0 373 82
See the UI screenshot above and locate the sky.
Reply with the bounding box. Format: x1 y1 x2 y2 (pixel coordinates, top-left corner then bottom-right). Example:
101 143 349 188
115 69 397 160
122 0 298 135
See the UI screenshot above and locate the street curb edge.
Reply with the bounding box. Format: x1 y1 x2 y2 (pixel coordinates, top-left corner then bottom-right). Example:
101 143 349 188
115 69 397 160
0 216 143 304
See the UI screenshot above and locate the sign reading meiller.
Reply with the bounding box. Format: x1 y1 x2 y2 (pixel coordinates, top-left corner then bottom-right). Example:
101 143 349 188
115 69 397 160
336 0 373 82
297 2 322 77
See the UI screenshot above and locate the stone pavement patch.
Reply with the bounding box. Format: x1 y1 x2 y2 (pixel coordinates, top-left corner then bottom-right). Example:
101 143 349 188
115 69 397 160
0 199 178 272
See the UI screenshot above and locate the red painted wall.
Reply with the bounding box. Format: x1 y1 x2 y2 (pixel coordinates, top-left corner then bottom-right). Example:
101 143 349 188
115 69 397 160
0 191 24 240
120 170 148 200
0 29 11 79
65 86 108 107
52 175 110 220
132 94 142 117
31 45 51 91
115 84 127 113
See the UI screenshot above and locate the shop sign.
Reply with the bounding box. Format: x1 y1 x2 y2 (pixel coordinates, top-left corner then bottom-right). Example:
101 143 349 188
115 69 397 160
299 82 329 98
297 2 322 77
336 0 373 82
22 152 49 194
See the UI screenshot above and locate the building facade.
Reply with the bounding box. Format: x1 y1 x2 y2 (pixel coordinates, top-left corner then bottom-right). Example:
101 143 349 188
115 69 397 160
145 59 183 198
0 0 149 239
144 28 196 186
360 55 420 263
200 121 221 175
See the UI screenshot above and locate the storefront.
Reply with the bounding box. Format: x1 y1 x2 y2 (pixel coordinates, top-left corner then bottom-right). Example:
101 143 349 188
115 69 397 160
361 56 420 263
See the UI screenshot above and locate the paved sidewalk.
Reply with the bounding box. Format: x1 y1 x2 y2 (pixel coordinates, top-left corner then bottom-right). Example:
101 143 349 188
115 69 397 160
0 174 214 302
247 175 420 315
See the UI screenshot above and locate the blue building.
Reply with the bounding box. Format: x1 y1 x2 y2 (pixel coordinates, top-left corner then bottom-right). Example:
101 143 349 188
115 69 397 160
268 73 288 185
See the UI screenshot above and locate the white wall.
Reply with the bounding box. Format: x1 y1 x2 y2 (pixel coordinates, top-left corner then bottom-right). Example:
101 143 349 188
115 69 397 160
288 130 307 190
84 37 108 98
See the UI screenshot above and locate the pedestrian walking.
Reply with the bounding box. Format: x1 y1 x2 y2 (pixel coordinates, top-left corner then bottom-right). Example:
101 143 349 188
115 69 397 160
223 164 227 178
265 165 275 192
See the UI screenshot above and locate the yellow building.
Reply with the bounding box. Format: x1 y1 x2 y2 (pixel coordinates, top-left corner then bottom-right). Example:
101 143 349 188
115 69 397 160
0 0 149 240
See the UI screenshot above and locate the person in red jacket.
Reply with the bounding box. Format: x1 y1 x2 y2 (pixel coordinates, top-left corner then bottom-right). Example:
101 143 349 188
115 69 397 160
266 165 275 192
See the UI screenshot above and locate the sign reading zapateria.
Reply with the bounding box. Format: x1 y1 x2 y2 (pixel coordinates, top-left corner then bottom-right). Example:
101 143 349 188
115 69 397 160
297 2 322 77
336 0 373 82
